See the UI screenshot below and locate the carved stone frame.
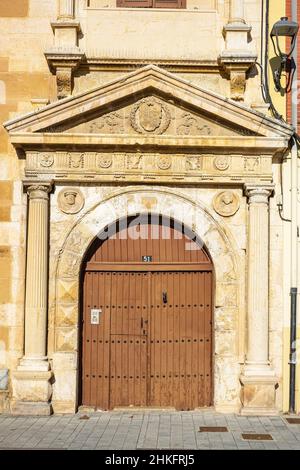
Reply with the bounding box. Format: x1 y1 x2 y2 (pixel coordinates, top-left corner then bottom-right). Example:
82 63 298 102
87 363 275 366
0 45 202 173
48 188 243 414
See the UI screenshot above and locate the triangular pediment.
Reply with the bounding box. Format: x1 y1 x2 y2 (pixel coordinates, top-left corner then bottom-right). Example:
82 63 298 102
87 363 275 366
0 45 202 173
4 65 293 140
44 94 247 137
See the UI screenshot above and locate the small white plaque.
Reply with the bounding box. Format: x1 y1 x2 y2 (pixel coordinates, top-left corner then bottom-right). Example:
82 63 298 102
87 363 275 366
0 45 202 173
91 309 101 325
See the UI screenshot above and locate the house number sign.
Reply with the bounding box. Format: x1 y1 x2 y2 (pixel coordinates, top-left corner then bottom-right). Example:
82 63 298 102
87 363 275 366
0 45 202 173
91 309 102 325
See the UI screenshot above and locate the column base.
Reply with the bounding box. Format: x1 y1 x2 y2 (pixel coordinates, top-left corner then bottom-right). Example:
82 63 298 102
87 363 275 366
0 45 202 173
0 390 10 413
11 368 53 415
243 362 275 376
18 357 50 372
240 374 279 416
10 400 52 416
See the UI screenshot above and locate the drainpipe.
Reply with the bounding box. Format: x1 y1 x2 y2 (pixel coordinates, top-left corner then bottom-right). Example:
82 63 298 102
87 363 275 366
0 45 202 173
289 0 298 414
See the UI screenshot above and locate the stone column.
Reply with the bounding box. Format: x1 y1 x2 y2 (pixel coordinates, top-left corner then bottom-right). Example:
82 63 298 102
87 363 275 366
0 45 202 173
58 0 75 19
240 184 278 416
229 0 245 24
11 182 53 415
245 185 273 371
21 184 52 370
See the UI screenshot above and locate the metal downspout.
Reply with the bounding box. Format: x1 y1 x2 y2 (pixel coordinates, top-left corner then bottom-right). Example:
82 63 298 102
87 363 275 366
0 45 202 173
289 0 298 414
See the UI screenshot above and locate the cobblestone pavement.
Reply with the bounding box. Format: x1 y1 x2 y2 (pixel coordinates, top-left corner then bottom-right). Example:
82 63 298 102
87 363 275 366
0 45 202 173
0 410 299 450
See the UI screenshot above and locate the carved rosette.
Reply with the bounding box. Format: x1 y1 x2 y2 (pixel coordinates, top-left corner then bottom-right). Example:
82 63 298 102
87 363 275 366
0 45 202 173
40 154 54 168
57 187 85 214
157 155 172 170
98 154 112 168
214 155 230 171
130 97 171 135
213 191 240 217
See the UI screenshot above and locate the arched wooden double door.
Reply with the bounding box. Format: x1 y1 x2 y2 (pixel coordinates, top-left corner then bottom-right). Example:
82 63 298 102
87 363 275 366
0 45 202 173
81 217 213 410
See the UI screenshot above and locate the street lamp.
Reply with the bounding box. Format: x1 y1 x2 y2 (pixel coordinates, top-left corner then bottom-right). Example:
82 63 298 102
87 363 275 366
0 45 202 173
270 16 299 92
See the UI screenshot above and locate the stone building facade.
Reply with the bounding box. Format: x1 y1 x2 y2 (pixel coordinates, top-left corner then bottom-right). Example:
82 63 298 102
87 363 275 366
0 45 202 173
0 0 298 415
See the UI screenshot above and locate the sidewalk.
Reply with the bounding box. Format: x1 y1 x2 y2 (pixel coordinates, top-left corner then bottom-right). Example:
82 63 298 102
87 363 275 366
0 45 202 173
0 410 299 450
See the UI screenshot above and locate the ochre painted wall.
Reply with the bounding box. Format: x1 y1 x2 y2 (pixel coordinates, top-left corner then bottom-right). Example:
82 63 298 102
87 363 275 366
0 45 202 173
0 0 56 373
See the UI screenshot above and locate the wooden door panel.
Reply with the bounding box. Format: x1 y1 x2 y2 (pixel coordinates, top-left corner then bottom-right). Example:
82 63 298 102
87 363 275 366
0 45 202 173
109 272 149 408
110 334 148 407
149 271 212 410
82 271 110 409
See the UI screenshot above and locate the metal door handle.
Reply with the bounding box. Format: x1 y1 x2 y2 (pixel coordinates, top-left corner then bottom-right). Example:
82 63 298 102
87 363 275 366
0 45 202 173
162 291 168 304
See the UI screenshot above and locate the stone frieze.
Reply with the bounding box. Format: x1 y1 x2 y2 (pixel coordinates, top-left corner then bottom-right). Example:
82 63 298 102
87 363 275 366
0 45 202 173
25 151 272 183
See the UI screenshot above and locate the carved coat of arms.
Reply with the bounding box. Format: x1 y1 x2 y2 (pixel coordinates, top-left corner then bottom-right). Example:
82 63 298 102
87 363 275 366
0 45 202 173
130 97 171 135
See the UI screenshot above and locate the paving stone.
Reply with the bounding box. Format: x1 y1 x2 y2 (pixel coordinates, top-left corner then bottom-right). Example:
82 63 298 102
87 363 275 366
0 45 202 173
0 411 300 450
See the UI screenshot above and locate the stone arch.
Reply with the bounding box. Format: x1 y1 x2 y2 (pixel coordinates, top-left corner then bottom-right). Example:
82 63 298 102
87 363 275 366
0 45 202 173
51 187 242 413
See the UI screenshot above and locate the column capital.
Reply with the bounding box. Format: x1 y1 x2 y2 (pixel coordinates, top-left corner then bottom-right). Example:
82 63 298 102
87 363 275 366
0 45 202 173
24 181 53 200
244 184 274 204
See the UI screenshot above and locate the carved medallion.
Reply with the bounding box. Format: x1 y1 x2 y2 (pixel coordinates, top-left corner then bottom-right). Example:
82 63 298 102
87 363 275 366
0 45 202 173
214 155 230 171
97 154 112 168
130 98 171 135
157 155 172 170
213 191 240 217
40 153 54 167
58 187 85 214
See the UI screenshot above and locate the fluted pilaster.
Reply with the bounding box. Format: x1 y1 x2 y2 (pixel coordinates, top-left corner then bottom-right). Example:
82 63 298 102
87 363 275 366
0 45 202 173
244 184 274 374
229 0 245 24
19 183 52 371
58 0 75 19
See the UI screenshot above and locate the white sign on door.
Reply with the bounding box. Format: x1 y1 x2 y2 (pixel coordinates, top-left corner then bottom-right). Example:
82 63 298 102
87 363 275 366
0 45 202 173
91 309 101 325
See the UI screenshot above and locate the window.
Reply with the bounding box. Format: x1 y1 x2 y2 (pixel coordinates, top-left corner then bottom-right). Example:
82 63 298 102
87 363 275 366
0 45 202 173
117 0 186 8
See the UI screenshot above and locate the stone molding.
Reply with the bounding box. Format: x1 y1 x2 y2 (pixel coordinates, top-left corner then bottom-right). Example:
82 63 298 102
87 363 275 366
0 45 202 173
24 151 273 184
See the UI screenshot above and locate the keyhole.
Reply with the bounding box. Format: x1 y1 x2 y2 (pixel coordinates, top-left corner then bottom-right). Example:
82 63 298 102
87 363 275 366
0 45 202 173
162 291 168 304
